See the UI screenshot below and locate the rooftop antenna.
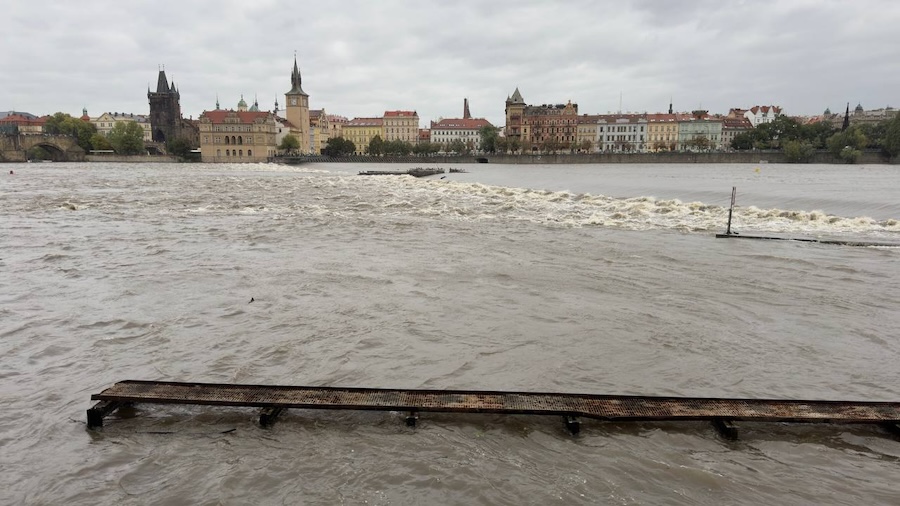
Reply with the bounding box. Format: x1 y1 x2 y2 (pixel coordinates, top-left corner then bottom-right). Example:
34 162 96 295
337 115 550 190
619 92 623 114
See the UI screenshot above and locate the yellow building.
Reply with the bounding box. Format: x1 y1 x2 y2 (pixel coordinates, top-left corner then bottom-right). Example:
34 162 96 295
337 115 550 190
646 114 680 152
343 118 383 154
576 115 600 152
284 56 311 153
310 109 331 154
197 110 278 162
382 110 419 144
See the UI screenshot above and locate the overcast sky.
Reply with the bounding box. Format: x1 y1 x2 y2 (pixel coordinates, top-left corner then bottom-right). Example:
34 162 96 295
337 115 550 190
3 0 899 126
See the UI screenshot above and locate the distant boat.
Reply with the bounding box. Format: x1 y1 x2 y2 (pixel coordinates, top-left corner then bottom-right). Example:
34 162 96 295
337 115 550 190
359 168 444 178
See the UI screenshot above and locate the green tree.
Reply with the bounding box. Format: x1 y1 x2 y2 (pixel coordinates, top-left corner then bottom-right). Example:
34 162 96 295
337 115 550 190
477 125 500 153
107 121 146 155
447 139 465 154
323 137 356 156
279 134 300 154
579 139 593 153
826 126 867 163
782 140 816 163
799 121 836 149
368 135 384 156
90 133 113 151
44 112 96 151
882 112 900 159
167 137 193 158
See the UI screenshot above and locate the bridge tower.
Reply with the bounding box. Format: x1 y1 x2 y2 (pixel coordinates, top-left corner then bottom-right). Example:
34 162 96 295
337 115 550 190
148 68 183 144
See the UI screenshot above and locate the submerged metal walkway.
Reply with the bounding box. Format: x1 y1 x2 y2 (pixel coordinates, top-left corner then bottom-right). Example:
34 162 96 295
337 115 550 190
88 380 900 439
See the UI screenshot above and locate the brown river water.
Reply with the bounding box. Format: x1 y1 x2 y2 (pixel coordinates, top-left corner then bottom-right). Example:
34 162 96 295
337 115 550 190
1 162 899 505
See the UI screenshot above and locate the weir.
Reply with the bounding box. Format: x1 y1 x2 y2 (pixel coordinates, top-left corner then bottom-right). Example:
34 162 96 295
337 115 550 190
87 380 900 440
716 186 899 247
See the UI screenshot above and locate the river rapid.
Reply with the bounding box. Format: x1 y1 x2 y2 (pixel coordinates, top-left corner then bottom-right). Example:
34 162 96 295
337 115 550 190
1 161 899 505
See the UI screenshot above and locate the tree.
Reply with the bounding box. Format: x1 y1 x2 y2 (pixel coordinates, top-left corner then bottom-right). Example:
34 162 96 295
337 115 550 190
826 126 867 163
90 133 113 151
368 135 384 156
447 138 465 154
782 140 816 163
579 139 593 153
44 112 96 151
167 137 193 158
477 125 500 153
540 138 560 154
323 137 356 157
882 112 900 159
279 134 300 154
508 138 521 154
685 135 711 151
107 121 146 155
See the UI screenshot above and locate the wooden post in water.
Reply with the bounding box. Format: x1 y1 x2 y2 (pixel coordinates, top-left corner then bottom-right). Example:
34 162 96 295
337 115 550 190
725 186 737 235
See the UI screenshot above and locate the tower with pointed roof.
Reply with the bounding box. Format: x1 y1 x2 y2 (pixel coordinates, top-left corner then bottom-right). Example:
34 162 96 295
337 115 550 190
285 55 311 153
148 68 184 143
504 87 527 143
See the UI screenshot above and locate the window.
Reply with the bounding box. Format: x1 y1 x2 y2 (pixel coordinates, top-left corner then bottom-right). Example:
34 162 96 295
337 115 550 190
248 150 252 157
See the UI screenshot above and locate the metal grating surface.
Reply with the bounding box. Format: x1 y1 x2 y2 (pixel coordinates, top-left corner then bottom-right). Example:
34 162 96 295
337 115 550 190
90 380 900 424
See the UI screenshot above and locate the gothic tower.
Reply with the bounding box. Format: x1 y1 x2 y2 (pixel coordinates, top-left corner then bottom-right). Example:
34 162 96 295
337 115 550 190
148 68 183 143
504 87 526 142
285 56 310 153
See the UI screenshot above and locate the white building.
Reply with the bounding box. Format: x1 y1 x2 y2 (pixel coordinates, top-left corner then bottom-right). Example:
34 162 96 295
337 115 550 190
90 112 152 141
596 115 648 152
430 117 493 151
744 105 782 127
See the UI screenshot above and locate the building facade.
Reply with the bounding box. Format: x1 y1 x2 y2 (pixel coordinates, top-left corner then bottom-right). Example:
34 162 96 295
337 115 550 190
677 111 723 151
575 115 600 152
646 113 680 152
504 88 526 145
429 117 493 151
744 105 782 127
382 110 419 144
720 117 753 149
197 110 278 162
309 109 332 155
91 112 153 141
343 118 383 154
596 114 648 152
0 113 47 134
523 101 579 151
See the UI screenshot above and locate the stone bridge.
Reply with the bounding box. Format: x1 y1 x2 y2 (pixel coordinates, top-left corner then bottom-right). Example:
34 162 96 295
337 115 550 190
0 134 86 162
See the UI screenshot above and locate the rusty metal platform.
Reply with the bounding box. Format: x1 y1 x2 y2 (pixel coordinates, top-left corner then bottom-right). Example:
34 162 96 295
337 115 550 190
87 380 900 437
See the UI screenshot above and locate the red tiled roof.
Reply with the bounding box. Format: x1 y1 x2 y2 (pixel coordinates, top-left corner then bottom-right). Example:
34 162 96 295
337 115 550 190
0 113 46 125
383 110 417 117
346 117 383 127
722 117 753 128
646 113 678 122
430 117 493 129
200 110 273 123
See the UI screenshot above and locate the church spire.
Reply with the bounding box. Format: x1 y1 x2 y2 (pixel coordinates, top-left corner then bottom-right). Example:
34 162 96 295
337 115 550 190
287 54 307 96
463 98 471 119
156 69 169 93
842 102 850 131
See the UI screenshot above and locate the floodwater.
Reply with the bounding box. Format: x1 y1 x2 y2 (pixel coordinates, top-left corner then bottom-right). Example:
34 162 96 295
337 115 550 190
2 161 899 505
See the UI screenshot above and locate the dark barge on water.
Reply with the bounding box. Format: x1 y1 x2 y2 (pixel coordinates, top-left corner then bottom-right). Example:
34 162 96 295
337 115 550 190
359 167 445 177
87 380 900 440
